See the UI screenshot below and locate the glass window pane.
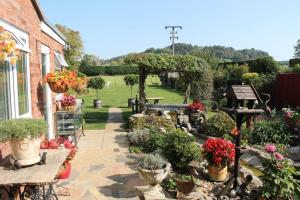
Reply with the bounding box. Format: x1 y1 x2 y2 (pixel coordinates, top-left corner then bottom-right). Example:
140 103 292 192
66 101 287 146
16 52 29 115
0 62 10 120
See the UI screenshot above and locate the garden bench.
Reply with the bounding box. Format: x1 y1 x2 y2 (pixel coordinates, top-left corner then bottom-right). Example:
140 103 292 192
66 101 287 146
145 97 164 104
145 103 188 112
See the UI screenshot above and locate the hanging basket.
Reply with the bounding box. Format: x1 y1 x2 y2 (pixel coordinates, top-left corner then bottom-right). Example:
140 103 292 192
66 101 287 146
48 82 69 93
208 164 228 182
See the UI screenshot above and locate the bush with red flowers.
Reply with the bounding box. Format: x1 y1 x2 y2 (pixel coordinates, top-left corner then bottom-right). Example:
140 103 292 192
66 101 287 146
202 138 235 167
61 95 76 106
187 100 205 113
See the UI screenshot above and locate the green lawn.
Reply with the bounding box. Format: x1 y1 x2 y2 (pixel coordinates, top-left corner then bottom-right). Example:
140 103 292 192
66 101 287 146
78 75 186 130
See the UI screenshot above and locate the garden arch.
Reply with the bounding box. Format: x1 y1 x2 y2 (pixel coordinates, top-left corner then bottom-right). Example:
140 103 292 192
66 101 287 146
125 54 213 111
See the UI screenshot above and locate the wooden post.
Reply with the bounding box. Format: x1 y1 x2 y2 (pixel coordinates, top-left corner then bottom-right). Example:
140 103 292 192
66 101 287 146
139 66 147 112
234 114 243 189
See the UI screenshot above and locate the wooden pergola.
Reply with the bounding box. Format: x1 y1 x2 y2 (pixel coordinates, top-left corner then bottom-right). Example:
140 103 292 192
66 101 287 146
125 53 211 112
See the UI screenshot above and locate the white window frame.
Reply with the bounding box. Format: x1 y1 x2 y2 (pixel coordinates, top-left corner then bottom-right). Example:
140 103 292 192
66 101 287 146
0 19 32 119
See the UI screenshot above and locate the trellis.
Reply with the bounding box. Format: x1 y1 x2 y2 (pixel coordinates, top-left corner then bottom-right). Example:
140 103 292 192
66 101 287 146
125 54 211 112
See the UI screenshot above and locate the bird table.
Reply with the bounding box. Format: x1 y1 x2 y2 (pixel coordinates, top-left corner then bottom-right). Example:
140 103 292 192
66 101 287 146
0 149 70 200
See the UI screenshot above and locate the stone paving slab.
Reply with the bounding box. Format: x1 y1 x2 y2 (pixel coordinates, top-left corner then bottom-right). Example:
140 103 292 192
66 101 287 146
56 108 146 200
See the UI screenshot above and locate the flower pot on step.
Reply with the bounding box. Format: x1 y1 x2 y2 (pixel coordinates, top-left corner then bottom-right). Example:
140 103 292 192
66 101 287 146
208 164 228 182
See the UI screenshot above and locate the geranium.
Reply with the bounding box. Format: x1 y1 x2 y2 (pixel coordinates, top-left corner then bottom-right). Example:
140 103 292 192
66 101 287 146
187 100 205 112
0 26 19 65
274 152 284 161
61 95 76 106
203 138 235 167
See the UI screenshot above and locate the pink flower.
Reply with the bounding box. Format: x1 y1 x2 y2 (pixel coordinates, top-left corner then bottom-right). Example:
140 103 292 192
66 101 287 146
264 144 276 153
274 152 284 161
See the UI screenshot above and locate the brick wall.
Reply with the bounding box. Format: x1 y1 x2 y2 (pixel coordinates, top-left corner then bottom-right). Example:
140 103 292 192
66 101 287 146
0 0 65 159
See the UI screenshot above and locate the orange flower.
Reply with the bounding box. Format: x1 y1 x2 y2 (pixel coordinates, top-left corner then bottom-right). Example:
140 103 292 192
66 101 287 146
230 127 239 136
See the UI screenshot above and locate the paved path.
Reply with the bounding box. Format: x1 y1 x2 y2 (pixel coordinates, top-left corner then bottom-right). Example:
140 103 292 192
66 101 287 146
57 108 146 200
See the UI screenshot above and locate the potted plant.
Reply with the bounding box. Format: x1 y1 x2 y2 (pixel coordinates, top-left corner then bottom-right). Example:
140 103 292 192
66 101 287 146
174 174 195 196
57 160 72 179
186 100 206 125
45 70 76 93
87 77 105 108
123 74 138 107
137 154 171 199
61 95 77 112
0 119 47 166
0 26 19 65
203 138 235 181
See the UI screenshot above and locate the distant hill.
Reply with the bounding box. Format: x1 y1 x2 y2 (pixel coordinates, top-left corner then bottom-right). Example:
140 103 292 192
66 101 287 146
144 43 269 61
103 43 270 65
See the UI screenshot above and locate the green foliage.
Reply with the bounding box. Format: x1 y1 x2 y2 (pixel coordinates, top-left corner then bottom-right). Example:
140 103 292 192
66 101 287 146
190 68 214 100
129 115 174 131
249 118 290 145
251 73 276 94
56 24 84 68
262 147 300 199
87 77 105 99
226 64 249 84
138 154 167 170
289 58 300 67
161 129 201 172
249 56 279 74
143 128 165 153
241 72 259 84
127 128 150 146
0 119 47 142
291 64 300 73
80 54 102 66
123 74 139 97
162 177 177 190
79 65 138 76
129 146 143 153
203 111 235 137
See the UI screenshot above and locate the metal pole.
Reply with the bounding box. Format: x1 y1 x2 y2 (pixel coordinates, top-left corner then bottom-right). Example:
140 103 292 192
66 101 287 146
165 26 182 56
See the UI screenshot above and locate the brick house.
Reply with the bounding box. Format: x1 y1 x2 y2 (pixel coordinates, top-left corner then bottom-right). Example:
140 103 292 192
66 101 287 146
0 0 68 159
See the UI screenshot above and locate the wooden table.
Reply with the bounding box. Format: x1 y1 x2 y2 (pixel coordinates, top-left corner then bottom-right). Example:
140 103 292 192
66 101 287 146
0 149 69 199
145 97 164 104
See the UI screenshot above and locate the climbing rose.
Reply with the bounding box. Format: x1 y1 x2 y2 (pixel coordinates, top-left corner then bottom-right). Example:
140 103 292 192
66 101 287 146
274 152 284 161
264 144 276 153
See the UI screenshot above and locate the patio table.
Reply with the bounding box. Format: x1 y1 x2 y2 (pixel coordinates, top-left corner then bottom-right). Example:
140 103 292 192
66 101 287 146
0 149 69 200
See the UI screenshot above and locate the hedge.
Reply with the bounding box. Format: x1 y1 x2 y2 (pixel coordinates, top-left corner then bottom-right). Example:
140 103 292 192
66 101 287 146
79 65 138 76
289 58 300 67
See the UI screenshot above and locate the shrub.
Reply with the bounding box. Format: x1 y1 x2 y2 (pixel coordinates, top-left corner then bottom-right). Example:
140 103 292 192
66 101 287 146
138 154 167 170
0 119 47 142
203 111 235 137
226 64 249 84
251 73 276 94
249 56 279 74
127 128 150 146
241 72 259 84
143 129 166 153
261 144 300 199
161 129 201 172
130 115 174 131
249 118 290 145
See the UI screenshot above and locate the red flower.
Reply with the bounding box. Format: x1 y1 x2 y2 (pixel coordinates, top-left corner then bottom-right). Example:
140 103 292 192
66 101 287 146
188 100 205 112
203 138 235 167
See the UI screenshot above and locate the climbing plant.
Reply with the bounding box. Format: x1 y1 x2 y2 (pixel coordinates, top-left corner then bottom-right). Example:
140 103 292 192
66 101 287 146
124 54 212 111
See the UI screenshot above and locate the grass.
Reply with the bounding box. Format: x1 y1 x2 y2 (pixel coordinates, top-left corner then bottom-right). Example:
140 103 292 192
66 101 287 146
78 75 186 130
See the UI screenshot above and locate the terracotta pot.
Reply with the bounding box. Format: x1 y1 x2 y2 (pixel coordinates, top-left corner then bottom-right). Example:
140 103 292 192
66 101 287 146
62 105 76 112
10 137 41 166
175 177 195 195
208 164 228 182
48 81 69 93
57 162 71 179
137 163 171 185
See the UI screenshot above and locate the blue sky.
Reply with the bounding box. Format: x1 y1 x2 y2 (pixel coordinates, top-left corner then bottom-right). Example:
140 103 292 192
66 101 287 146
39 0 300 61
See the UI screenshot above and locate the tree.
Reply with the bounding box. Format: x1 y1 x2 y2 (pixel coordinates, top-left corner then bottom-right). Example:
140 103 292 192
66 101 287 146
123 75 139 97
249 57 279 74
56 24 84 68
295 39 300 58
80 54 102 66
87 77 105 100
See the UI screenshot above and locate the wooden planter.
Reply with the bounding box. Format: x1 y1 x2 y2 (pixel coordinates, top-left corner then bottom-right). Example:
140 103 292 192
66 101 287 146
208 164 228 182
62 105 76 112
175 176 195 195
48 82 69 93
